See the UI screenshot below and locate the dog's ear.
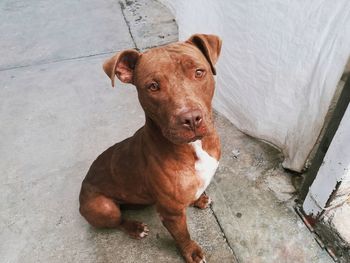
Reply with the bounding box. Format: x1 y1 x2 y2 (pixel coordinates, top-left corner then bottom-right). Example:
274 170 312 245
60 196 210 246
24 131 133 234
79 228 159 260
103 49 140 87
187 34 222 75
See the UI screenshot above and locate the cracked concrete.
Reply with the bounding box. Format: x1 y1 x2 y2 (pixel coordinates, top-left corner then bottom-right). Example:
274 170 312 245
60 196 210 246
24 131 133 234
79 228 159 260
0 0 333 262
119 0 177 51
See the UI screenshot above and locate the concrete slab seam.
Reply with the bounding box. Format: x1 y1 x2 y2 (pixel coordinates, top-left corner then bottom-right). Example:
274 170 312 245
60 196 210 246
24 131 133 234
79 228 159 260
208 193 240 263
119 1 139 51
0 50 120 72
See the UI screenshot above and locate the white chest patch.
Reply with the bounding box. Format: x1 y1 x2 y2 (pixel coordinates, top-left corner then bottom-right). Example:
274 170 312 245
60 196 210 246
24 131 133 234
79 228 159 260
190 140 219 199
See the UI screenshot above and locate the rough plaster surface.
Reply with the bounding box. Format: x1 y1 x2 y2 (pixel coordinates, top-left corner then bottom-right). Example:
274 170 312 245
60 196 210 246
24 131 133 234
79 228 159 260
304 104 350 215
329 203 350 244
160 0 350 172
303 104 350 261
314 201 350 263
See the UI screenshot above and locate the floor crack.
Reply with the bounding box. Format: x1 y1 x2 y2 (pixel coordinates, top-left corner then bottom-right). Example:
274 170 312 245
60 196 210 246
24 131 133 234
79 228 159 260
209 203 240 263
119 1 139 51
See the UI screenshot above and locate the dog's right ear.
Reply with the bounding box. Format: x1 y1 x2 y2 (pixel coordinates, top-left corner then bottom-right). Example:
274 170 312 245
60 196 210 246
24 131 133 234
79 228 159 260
103 49 140 87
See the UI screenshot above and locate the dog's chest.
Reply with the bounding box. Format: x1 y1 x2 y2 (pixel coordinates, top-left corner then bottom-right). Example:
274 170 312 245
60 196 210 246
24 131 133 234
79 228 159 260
190 140 219 199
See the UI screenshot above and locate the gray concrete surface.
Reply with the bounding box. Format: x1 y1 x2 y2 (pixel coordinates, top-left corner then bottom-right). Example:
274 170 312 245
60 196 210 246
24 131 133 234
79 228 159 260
209 113 333 263
0 0 132 70
120 0 178 51
0 0 333 262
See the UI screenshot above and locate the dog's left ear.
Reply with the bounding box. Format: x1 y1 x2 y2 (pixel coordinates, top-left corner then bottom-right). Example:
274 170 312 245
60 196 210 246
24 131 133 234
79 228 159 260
103 49 141 87
186 34 222 75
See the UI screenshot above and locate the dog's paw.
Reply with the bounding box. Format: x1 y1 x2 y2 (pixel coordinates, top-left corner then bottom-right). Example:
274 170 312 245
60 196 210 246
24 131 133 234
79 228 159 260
131 222 149 239
182 240 206 263
137 224 149 239
122 220 149 239
193 194 212 209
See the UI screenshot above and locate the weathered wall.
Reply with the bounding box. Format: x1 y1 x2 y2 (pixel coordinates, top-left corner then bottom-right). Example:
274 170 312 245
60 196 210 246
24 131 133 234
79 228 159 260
303 103 350 261
160 0 350 172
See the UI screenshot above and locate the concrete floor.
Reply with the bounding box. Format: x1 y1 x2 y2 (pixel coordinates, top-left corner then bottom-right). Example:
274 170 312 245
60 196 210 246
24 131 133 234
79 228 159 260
0 0 333 262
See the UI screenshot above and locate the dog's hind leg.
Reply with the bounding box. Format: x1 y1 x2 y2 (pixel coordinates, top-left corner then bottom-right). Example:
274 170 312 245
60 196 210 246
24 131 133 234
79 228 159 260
79 188 149 239
79 192 121 228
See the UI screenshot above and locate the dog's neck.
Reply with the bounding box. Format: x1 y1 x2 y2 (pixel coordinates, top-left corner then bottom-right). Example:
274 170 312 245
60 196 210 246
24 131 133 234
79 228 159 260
144 116 173 146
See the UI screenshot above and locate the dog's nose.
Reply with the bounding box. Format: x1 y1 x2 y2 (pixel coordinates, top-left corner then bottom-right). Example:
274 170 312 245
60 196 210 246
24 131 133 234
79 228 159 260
179 110 203 130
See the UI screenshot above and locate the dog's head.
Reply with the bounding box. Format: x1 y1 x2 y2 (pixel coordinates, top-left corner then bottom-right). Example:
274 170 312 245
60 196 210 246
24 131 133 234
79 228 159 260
103 34 222 144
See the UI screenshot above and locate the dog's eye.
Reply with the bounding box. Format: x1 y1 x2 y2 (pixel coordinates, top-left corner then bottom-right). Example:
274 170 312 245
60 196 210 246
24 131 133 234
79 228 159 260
147 82 160 92
195 69 205 78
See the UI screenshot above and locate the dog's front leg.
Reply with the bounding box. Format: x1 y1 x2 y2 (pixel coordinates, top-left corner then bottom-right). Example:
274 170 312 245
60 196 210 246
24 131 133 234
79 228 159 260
157 206 206 263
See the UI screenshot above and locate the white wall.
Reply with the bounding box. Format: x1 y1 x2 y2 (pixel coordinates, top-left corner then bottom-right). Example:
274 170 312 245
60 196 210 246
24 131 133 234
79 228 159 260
303 103 350 243
160 0 350 172
303 104 350 216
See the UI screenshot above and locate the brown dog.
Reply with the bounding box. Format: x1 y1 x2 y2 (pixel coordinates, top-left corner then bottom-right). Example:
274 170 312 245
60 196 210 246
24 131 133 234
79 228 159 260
79 34 222 263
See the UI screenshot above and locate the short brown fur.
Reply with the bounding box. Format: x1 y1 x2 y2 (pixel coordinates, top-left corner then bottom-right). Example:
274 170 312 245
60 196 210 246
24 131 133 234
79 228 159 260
79 34 222 263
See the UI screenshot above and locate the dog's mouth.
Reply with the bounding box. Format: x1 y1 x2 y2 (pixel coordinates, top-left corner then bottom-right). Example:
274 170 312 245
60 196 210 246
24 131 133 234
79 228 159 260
187 135 204 143
162 128 207 144
158 114 214 144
